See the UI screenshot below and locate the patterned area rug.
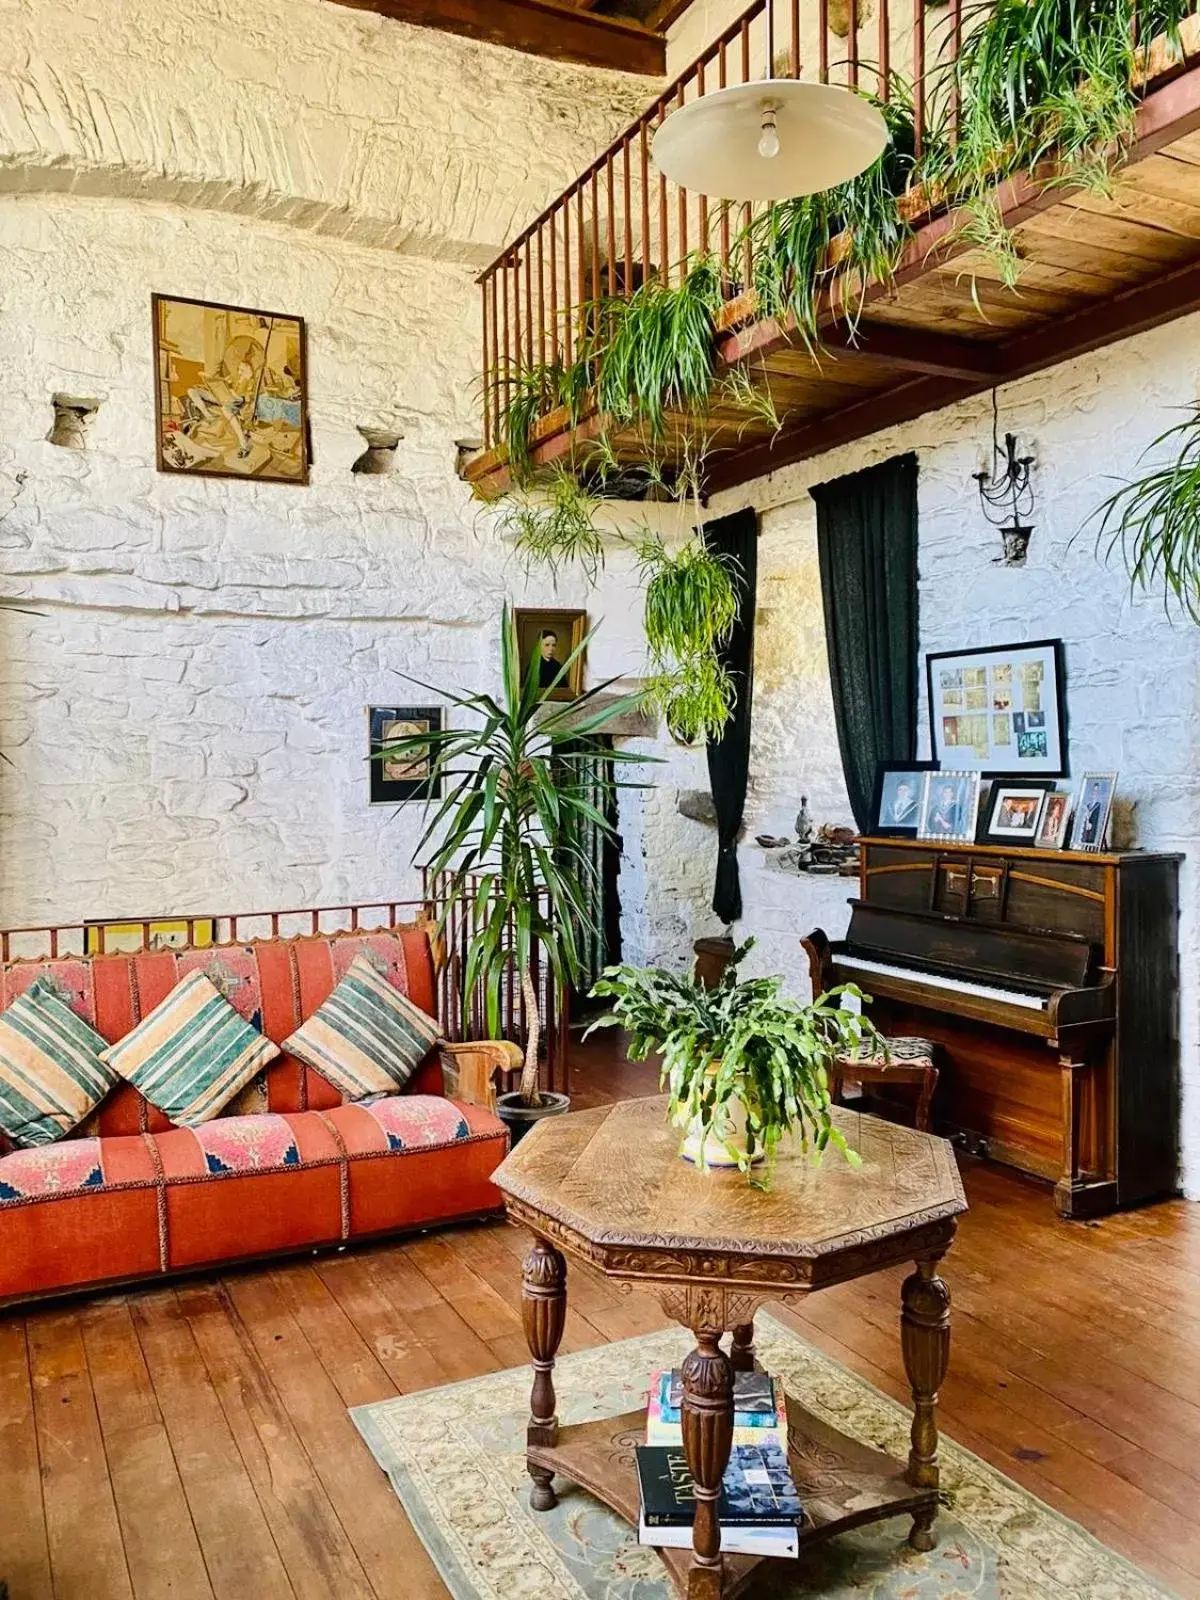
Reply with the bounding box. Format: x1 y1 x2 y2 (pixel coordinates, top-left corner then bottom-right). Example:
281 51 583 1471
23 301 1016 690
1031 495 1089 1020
350 1312 1173 1600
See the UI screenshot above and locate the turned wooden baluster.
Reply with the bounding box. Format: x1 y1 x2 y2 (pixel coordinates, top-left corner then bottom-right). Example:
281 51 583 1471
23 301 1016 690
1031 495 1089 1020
901 1255 951 1551
680 1330 734 1600
522 1236 567 1511
730 1322 756 1373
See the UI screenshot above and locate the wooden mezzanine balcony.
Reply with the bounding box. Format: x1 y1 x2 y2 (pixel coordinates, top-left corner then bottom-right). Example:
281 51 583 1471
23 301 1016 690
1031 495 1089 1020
463 0 1200 500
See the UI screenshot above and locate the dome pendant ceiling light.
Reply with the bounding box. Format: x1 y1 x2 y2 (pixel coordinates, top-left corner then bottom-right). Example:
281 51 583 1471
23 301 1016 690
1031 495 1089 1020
651 12 888 203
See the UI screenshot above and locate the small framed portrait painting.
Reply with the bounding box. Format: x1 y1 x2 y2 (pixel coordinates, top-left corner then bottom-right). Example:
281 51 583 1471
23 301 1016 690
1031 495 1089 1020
1069 772 1118 852
1035 790 1072 851
368 706 443 804
871 762 936 836
980 782 1052 844
917 771 981 844
514 608 586 702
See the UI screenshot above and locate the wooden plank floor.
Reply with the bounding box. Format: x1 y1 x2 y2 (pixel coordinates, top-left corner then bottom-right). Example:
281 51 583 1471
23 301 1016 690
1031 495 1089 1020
3 1043 1199 1599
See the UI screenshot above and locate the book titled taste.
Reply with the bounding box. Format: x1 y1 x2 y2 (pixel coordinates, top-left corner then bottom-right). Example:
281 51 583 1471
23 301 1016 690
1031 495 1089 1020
635 1444 804 1528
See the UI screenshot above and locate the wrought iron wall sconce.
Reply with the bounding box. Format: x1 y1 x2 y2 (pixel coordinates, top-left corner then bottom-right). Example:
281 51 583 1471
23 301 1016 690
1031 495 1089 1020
974 390 1035 566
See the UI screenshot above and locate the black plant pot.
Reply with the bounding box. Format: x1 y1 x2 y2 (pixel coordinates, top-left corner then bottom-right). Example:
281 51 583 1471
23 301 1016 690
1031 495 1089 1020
496 1090 570 1145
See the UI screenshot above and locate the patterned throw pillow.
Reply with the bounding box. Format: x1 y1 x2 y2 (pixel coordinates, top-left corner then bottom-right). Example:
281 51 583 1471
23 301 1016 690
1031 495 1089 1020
283 953 440 1100
0 978 118 1147
100 971 280 1126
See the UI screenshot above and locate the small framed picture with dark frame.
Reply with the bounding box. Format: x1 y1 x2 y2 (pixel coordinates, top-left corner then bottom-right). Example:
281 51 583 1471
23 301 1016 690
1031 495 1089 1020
514 608 587 702
871 761 937 836
1069 772 1118 852
979 780 1054 845
1035 790 1072 851
917 770 982 844
368 706 443 805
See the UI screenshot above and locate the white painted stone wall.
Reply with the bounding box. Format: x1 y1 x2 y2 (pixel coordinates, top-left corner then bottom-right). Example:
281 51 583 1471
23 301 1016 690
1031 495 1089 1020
644 319 1200 1196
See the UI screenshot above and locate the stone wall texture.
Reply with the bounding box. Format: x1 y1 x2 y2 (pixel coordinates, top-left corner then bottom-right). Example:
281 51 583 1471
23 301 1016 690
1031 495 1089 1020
1 0 1198 1196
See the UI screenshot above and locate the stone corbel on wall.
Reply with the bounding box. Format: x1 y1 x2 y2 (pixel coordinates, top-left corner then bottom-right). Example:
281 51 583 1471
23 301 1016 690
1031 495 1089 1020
48 394 103 450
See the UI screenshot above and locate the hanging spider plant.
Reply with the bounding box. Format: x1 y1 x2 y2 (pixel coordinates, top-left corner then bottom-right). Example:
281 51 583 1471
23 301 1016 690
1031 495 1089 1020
497 465 605 586
636 529 741 743
1087 404 1200 622
593 256 724 436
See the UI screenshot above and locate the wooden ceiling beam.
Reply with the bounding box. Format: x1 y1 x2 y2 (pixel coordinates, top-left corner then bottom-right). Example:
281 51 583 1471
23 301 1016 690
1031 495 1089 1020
326 0 666 74
814 321 1005 381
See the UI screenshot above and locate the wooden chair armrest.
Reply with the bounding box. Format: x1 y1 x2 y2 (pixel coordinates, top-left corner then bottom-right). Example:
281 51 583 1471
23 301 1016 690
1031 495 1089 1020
438 1040 523 1110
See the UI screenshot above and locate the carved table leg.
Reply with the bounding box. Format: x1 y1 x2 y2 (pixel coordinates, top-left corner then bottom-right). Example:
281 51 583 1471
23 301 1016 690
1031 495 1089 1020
681 1330 734 1600
730 1322 755 1373
522 1236 567 1512
900 1256 951 1552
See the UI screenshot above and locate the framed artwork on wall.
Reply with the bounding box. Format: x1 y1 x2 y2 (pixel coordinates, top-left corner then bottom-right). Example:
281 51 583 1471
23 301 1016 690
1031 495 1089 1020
1035 790 1072 850
917 770 981 843
1069 772 1118 852
85 920 215 955
369 707 444 805
152 294 310 484
513 608 587 702
926 638 1066 777
870 761 936 836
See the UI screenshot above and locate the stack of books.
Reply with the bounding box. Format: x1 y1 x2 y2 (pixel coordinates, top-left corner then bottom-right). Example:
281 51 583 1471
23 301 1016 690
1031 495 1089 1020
636 1368 803 1559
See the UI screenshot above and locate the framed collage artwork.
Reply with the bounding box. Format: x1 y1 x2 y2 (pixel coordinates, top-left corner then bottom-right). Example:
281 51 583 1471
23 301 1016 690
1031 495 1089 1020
926 639 1066 777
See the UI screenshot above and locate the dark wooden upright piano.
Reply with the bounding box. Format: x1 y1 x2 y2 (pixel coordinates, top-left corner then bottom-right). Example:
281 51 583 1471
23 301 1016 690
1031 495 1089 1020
804 836 1182 1218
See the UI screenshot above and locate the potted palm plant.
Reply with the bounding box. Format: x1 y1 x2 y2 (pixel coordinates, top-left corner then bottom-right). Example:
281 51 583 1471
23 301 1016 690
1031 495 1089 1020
587 941 879 1182
377 606 644 1140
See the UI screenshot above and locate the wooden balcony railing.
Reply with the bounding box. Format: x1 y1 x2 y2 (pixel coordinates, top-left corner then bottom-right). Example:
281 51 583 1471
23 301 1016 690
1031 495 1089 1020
476 0 1196 460
477 0 961 453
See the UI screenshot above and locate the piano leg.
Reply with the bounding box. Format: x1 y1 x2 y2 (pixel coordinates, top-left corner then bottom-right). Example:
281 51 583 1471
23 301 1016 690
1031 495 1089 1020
900 1253 951 1552
1055 1053 1119 1220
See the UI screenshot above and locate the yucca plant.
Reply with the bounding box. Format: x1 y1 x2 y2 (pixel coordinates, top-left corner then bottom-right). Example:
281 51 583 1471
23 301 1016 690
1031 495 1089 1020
375 606 646 1106
1087 404 1200 621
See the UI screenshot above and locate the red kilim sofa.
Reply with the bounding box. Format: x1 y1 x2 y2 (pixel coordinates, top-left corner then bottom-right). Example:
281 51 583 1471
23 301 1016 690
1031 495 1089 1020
0 924 519 1305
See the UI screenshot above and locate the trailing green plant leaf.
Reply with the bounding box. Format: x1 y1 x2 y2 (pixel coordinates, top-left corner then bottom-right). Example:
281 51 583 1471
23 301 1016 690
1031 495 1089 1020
635 529 740 742
586 939 879 1183
593 256 724 436
498 466 605 586
1086 404 1200 621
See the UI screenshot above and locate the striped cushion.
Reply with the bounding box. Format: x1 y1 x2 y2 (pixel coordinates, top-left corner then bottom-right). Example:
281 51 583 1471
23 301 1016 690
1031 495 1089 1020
0 978 117 1147
283 953 439 1100
100 971 280 1126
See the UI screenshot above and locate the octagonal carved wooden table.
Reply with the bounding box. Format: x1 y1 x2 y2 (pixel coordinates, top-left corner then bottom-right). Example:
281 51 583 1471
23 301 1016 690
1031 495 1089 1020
493 1096 968 1600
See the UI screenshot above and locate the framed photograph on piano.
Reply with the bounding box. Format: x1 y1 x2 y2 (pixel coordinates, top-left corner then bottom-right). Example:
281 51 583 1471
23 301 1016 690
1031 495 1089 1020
917 770 981 843
926 638 1066 777
871 761 936 836
980 781 1054 844
1069 772 1117 852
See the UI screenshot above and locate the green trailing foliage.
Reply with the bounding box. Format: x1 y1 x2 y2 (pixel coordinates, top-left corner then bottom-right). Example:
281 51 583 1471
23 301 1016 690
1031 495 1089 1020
636 529 740 744
586 939 880 1183
373 605 647 1105
498 465 606 586
1086 405 1200 622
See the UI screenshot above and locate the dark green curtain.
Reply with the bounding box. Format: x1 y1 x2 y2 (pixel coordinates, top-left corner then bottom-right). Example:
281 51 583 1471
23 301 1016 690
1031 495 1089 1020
810 452 919 831
703 507 758 925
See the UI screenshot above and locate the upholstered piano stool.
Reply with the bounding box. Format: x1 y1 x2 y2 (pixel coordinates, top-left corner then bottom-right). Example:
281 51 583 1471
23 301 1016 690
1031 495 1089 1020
832 1036 939 1133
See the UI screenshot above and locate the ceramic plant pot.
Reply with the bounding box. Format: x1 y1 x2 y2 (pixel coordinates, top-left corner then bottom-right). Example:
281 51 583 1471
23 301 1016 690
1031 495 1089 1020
495 1090 570 1146
677 1069 765 1169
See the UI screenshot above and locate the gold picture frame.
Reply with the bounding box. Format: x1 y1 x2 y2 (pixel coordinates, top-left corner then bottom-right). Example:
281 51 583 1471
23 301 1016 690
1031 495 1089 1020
514 607 587 702
85 920 215 956
152 294 310 484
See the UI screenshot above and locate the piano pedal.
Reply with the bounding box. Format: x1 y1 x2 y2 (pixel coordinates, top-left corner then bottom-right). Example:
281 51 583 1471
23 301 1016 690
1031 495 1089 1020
950 1130 990 1161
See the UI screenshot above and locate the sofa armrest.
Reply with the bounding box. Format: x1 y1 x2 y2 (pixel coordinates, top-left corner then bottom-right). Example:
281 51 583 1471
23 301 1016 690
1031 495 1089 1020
438 1040 523 1111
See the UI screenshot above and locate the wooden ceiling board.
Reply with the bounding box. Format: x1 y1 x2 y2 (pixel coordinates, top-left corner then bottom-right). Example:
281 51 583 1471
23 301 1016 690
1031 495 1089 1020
324 0 667 73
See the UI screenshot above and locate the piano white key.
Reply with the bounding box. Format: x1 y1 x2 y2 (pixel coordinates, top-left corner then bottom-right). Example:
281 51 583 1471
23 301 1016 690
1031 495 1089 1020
838 955 1048 1012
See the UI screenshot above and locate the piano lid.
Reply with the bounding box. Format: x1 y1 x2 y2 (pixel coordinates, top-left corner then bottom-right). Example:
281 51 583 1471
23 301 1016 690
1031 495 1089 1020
844 902 1095 992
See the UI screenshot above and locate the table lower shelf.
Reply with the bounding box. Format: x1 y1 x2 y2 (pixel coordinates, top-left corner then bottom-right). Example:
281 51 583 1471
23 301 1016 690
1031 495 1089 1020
527 1391 937 1599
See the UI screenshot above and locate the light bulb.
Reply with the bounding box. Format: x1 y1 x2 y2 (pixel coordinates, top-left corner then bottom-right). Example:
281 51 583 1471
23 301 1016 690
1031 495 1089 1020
758 113 781 161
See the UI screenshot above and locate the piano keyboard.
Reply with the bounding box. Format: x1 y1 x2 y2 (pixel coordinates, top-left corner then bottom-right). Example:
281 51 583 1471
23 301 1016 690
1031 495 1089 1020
837 955 1048 1012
